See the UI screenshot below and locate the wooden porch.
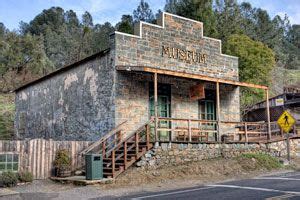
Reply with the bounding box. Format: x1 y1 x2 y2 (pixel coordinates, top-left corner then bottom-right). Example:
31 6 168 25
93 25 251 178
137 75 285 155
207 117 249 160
155 117 300 143
116 66 275 144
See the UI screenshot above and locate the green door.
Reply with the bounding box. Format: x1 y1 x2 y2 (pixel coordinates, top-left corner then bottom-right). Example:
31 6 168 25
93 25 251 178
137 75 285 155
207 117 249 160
149 95 171 141
149 83 171 141
149 96 170 118
199 100 216 140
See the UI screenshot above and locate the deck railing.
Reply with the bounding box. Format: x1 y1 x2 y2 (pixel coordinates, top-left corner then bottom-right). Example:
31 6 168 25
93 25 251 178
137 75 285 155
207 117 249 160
220 121 283 142
153 117 298 143
156 117 218 142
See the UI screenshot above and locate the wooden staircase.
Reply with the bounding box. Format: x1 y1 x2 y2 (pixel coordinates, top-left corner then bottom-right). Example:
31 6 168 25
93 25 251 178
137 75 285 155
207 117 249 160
81 119 154 178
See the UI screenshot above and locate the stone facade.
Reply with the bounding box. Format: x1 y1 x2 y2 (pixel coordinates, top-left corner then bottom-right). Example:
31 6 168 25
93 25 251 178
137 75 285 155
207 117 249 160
113 12 240 135
114 13 239 81
115 71 240 135
15 52 116 140
136 138 300 168
15 12 241 140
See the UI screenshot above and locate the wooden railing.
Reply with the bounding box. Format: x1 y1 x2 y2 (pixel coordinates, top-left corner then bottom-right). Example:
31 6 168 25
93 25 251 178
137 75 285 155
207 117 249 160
102 119 154 178
154 117 295 143
156 117 218 142
221 121 284 142
80 120 127 155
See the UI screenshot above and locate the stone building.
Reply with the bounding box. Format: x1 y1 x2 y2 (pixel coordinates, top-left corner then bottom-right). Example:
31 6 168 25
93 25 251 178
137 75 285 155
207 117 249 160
14 12 268 141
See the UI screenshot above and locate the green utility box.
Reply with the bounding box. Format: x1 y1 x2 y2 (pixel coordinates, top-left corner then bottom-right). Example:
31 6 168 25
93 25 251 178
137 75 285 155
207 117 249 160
85 154 103 180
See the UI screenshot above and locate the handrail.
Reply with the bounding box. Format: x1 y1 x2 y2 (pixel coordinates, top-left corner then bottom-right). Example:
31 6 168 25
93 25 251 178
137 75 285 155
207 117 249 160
80 120 127 155
158 117 217 123
105 119 154 157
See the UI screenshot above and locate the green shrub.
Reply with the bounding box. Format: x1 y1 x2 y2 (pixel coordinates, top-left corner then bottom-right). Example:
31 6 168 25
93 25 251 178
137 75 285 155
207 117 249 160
0 171 18 187
239 153 282 170
53 149 71 171
18 171 33 183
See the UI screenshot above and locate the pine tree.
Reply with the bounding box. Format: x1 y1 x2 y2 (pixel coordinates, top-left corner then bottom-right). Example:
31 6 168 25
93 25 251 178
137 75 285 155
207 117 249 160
133 0 155 23
165 0 218 37
116 15 134 34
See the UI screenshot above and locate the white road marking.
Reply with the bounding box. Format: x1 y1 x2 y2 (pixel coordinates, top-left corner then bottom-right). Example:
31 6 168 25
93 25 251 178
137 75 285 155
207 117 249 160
255 177 300 181
131 186 214 199
208 184 300 195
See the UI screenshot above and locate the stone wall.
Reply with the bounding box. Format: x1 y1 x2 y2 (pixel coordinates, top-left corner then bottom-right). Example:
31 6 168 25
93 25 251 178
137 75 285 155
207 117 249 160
136 138 300 168
114 12 239 81
15 52 116 141
115 72 240 136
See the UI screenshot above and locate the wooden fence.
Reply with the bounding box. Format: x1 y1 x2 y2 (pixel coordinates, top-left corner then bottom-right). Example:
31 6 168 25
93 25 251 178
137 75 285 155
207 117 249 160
0 139 91 179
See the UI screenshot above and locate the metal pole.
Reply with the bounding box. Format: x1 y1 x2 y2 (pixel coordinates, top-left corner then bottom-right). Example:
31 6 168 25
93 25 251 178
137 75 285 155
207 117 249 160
286 134 291 161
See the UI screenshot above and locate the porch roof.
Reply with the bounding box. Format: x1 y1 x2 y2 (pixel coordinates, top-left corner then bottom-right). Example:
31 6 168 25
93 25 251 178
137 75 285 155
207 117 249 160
116 66 268 90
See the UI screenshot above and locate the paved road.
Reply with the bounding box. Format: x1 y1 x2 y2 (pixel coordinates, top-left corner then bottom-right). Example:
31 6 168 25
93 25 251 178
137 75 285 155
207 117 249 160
3 171 300 200
121 171 300 200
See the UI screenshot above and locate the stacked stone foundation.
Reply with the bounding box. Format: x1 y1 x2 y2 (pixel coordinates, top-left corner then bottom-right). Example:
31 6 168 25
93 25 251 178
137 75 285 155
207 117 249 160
136 138 300 168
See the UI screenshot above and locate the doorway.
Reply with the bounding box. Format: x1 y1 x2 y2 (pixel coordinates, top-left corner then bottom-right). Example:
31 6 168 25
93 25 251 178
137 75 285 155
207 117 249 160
199 89 217 140
149 83 171 140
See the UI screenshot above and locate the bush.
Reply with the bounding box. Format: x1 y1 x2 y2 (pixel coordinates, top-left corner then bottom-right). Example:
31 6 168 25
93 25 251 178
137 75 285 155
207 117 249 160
238 153 282 170
0 171 18 187
18 171 33 183
54 149 71 171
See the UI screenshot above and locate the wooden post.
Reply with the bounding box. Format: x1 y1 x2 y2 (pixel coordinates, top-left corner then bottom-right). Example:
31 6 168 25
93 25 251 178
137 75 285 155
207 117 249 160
112 150 115 178
154 73 158 144
169 120 173 143
117 130 122 143
188 119 192 142
124 141 127 169
265 89 271 140
135 132 139 156
102 142 106 158
146 124 150 150
245 122 248 143
216 82 221 142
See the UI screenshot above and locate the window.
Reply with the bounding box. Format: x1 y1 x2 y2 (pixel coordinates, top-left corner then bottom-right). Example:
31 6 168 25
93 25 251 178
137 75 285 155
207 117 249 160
0 154 19 172
199 100 216 130
199 100 215 120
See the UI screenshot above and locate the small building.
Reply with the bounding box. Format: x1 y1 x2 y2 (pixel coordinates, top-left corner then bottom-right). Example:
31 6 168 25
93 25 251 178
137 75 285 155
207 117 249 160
14 12 268 142
244 84 300 133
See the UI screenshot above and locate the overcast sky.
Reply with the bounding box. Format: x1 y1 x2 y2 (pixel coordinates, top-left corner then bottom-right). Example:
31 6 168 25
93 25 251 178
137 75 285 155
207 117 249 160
0 0 299 31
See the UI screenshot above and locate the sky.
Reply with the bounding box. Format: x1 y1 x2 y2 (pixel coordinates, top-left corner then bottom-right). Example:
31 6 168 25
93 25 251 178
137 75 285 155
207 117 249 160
0 0 299 31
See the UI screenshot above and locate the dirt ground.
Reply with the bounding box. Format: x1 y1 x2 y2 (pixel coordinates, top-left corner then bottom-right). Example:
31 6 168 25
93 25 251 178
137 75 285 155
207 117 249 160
6 156 300 199
96 156 300 195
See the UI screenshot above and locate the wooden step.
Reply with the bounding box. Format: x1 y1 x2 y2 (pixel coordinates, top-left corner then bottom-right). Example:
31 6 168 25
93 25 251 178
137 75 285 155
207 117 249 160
103 166 124 171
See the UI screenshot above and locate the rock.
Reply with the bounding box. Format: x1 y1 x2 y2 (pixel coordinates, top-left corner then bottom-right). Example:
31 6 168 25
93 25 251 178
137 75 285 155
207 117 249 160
74 170 83 175
152 171 160 176
145 153 152 158
279 159 289 166
136 160 146 167
149 159 156 166
161 143 168 151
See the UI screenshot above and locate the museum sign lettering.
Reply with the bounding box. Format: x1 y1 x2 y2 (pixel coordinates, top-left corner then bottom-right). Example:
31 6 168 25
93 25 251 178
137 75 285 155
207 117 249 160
162 46 207 64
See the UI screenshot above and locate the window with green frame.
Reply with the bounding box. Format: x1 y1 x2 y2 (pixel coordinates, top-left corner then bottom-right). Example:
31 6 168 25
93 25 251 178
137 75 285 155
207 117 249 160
0 154 19 172
199 100 215 120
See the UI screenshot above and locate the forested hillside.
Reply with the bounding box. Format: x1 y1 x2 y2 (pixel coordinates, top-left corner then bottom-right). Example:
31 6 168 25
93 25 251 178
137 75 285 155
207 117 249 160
0 0 299 139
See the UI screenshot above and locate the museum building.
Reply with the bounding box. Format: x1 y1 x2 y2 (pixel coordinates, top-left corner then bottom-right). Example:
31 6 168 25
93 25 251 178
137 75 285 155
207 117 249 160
14 12 269 142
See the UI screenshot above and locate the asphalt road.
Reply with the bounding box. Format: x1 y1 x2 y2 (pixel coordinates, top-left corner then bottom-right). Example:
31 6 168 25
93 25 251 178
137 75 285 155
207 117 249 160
121 171 300 200
3 171 300 200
